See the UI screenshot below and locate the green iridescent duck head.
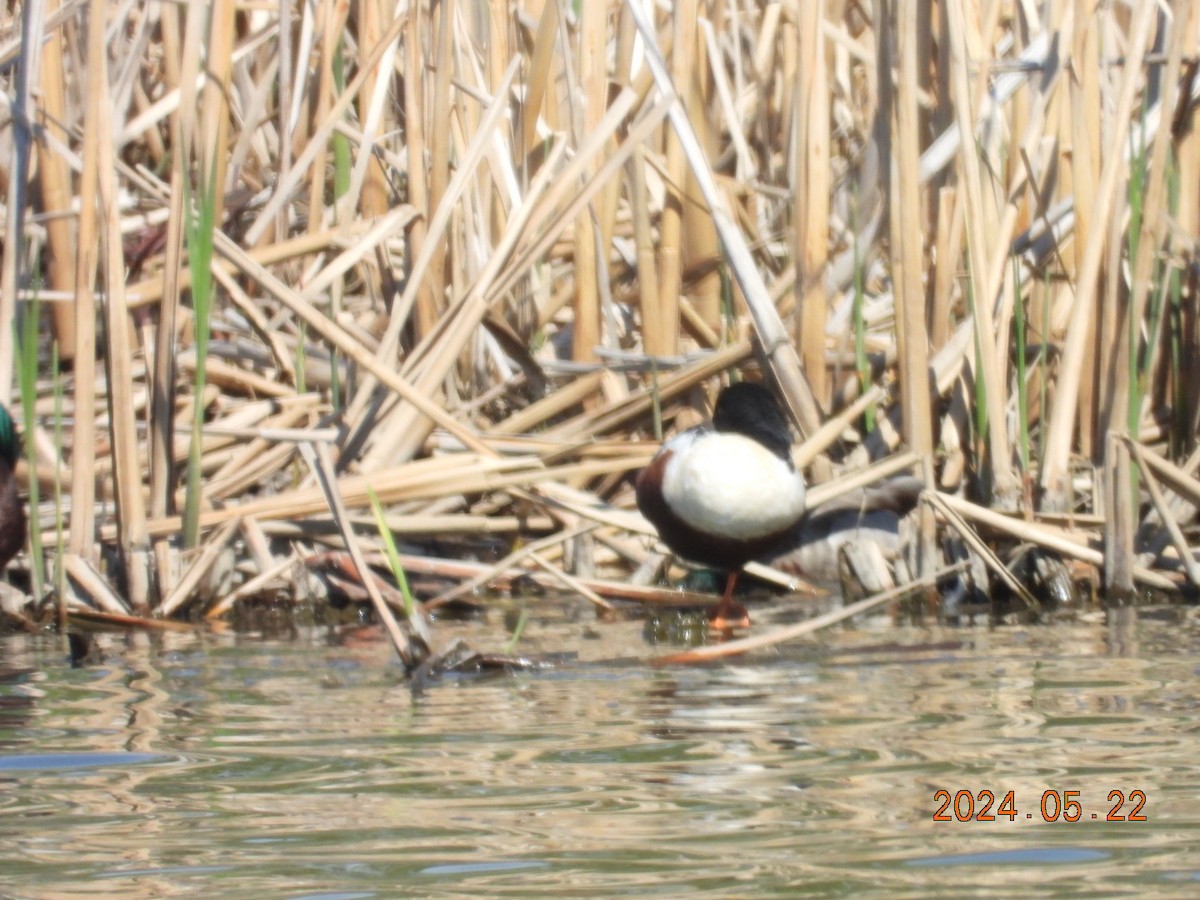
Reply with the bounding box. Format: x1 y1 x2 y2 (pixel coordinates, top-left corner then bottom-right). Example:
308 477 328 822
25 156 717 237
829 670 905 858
0 404 19 469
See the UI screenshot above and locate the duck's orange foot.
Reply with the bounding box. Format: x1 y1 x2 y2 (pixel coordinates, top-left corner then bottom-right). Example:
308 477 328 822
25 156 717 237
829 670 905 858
708 602 751 631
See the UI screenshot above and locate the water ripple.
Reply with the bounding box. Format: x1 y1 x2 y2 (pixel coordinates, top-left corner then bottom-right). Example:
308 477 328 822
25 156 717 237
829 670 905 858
1 614 1199 896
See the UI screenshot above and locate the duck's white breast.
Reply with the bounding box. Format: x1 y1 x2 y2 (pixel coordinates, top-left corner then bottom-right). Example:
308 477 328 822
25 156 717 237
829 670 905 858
660 431 806 540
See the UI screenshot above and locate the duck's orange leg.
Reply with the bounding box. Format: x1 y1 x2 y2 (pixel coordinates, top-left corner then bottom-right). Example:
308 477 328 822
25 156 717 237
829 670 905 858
709 571 751 630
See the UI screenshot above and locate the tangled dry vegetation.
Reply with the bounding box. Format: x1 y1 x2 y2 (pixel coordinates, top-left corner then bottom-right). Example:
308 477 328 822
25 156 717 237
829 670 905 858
2 1 1199 661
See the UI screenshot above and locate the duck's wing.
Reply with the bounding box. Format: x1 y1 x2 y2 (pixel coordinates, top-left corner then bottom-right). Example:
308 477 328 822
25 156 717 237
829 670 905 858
806 475 924 516
758 476 923 585
762 508 906 585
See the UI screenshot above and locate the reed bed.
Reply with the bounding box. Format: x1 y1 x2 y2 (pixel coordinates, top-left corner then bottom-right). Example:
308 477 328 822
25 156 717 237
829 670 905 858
2 1 1199 661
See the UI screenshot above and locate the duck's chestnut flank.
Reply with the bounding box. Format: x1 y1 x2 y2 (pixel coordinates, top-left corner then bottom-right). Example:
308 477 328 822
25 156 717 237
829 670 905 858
0 404 26 574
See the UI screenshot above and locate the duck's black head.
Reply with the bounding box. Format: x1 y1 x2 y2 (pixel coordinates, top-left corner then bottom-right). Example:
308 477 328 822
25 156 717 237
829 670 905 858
0 405 20 469
711 382 794 461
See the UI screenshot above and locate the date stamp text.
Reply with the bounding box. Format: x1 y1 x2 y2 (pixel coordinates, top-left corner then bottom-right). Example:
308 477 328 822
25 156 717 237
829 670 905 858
933 789 1147 822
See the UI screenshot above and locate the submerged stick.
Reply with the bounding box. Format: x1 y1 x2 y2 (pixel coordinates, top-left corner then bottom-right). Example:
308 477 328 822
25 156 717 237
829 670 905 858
651 563 965 664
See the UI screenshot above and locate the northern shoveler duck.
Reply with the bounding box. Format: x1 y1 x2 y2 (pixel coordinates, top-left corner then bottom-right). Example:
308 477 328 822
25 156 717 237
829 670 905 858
636 382 807 629
0 404 25 574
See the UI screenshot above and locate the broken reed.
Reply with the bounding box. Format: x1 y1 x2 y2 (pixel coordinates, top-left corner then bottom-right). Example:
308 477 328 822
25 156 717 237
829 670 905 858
4 1 1198 617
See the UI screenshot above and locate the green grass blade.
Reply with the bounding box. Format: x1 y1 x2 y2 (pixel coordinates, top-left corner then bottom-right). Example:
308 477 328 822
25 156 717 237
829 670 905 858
366 485 416 621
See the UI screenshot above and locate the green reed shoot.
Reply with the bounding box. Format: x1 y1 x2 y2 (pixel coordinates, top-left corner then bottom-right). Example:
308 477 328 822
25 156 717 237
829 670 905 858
367 485 416 621
1038 269 1051 467
332 41 352 203
1012 260 1029 472
720 266 735 341
51 342 66 622
182 170 218 549
649 362 662 442
963 272 990 499
853 232 874 433
1126 123 1148 438
504 606 530 653
15 293 43 599
295 320 307 395
326 39 350 411
1166 156 1185 458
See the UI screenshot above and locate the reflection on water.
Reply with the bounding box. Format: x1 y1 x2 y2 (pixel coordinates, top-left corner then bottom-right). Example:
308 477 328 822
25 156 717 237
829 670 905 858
2 603 1200 897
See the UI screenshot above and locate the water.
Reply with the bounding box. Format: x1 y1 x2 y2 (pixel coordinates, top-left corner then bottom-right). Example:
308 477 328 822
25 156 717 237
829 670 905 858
2 602 1199 897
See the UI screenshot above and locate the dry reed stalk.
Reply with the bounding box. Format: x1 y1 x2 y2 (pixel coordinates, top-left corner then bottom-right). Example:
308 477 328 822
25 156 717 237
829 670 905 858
303 0 343 242
63 552 130 615
625 0 823 439
300 441 425 665
653 2 688 358
371 86 647 465
528 551 615 611
1178 4 1200 254
542 341 751 439
66 5 99 566
134 455 644 540
200 0 236 210
84 0 149 610
205 553 299 620
935 491 1176 593
0 3 40 407
402 3 438 338
35 0 76 365
5 0 1192 627
1123 6 1191 429
627 147 663 351
424 521 599 608
1103 432 1135 597
391 551 716 607
354 0 392 227
376 141 569 461
930 186 962 350
211 266 296 382
483 94 671 310
923 491 1040 610
67 608 197 632
300 207 420 300
802 450 924 511
488 371 606 435
179 356 295 400
343 56 522 451
570 0 607 364
1041 1 1159 505
375 513 557 535
795 0 830 408
157 517 242 618
243 12 407 246
207 228 494 457
890 0 937 572
202 404 316 500
1129 443 1200 511
679 83 721 338
127 221 384 307
943 0 1016 506
678 297 722 348
985 69 1062 392
1126 438 1200 588
422 0 455 330
1067 1 1100 460
793 387 892 471
149 91 186 590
